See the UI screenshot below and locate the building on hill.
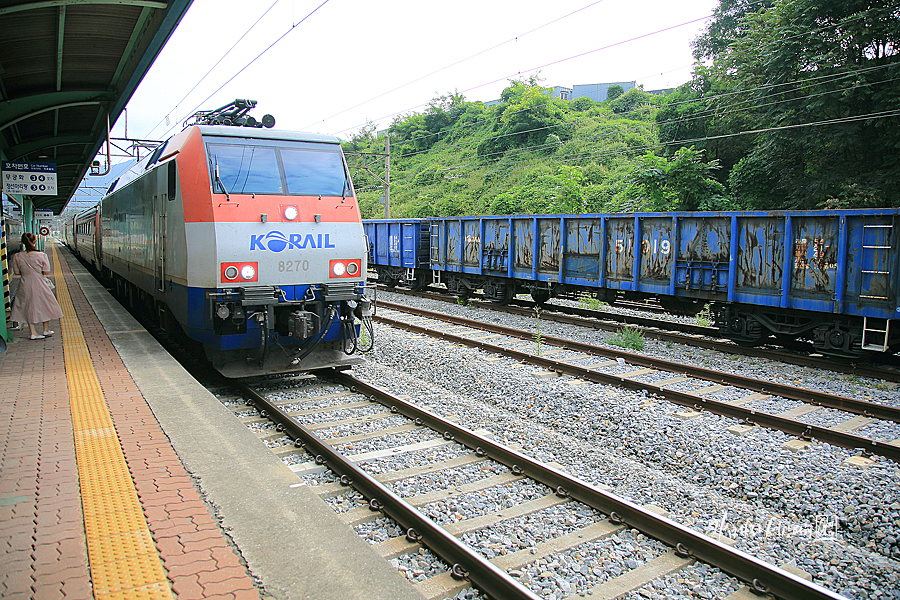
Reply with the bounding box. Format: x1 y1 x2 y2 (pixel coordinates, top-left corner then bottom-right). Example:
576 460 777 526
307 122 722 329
547 81 636 102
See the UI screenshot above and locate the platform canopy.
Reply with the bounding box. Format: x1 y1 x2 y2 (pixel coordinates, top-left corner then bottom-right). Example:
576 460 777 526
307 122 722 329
0 0 193 214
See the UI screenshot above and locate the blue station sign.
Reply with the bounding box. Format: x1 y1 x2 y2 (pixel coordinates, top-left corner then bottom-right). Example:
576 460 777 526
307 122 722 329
2 161 58 195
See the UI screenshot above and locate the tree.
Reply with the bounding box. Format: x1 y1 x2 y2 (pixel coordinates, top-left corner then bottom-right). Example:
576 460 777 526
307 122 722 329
477 76 572 160
695 0 900 208
606 84 625 101
619 147 732 211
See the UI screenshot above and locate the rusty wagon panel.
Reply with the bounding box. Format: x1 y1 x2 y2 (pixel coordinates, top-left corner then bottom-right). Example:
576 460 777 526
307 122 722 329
605 217 635 287
512 218 535 274
735 216 785 293
675 216 730 295
563 217 602 283
638 217 674 285
790 215 839 299
482 218 510 274
536 218 561 275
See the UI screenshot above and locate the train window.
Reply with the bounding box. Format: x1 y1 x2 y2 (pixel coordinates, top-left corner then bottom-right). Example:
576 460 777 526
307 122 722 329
207 144 282 194
281 149 346 196
145 142 168 170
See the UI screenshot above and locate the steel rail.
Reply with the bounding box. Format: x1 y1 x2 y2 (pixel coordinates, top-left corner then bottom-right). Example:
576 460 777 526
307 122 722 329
235 382 542 600
505 296 715 336
329 372 847 600
377 301 900 424
374 311 900 463
375 285 900 383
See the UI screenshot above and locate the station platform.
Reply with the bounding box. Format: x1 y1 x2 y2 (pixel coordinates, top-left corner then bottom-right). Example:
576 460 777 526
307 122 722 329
1 243 423 600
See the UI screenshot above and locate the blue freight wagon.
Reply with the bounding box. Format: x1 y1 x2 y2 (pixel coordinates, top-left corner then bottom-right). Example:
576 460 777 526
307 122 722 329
364 209 900 358
364 219 431 289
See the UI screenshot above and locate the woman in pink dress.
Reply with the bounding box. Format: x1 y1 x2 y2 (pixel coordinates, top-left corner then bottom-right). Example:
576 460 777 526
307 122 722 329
10 232 64 340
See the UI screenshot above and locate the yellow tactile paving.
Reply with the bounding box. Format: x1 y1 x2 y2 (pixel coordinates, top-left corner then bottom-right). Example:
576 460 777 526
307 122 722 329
50 245 174 600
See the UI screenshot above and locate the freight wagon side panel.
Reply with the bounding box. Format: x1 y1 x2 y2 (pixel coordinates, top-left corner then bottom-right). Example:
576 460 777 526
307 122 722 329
734 215 785 307
511 217 536 279
788 215 839 313
562 216 602 286
605 217 635 290
482 218 510 275
406 221 430 269
536 218 560 278
675 216 730 299
445 219 462 271
637 217 675 294
462 219 481 273
845 214 899 317
363 221 375 264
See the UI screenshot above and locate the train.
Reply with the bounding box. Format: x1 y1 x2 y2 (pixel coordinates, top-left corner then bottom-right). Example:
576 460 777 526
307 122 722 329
364 210 900 358
64 101 372 377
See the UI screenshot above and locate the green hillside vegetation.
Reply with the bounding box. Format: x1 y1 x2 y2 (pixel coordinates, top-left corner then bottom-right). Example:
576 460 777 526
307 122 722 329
345 0 899 219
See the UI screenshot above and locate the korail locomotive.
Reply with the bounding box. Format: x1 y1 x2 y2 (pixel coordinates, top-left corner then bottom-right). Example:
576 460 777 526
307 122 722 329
365 211 900 358
66 100 372 377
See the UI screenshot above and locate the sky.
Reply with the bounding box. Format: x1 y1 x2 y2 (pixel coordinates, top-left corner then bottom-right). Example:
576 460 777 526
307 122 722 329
71 0 717 206
118 0 716 141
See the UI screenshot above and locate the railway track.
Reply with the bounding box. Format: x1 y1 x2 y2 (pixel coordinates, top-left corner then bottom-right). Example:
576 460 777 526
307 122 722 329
372 301 900 463
225 372 846 600
375 284 900 384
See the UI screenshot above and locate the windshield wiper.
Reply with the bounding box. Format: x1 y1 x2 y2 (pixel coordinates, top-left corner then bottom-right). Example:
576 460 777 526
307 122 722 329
214 159 231 201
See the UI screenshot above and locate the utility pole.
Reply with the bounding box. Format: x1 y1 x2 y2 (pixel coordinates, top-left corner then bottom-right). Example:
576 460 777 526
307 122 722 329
384 137 390 218
345 137 392 218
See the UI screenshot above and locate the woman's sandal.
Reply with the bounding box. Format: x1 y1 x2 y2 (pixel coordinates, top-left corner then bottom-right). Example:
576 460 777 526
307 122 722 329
30 334 45 340
43 330 54 337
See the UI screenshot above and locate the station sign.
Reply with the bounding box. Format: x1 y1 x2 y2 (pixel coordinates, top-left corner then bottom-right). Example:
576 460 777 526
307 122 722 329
35 208 54 220
2 161 58 195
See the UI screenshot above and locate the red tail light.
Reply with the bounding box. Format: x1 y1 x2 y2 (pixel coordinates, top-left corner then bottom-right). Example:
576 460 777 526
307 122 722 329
221 261 258 283
329 259 361 278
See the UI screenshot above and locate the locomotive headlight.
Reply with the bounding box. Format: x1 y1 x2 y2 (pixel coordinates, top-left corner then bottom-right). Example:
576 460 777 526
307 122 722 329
347 262 359 276
224 266 239 280
240 265 256 280
332 261 346 277
283 206 298 220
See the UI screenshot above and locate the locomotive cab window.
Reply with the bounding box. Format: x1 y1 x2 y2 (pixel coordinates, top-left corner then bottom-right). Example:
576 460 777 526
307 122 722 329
205 137 348 197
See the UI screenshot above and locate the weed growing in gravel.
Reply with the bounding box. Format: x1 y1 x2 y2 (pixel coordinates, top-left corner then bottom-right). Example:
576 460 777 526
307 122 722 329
533 306 543 354
608 326 645 351
696 303 714 327
578 292 605 310
456 296 473 308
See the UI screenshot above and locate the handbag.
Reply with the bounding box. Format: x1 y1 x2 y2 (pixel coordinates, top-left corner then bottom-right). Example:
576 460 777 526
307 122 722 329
22 255 55 290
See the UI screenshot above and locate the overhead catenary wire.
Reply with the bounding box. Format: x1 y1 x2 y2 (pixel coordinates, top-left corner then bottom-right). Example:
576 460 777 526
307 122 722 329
385 7 897 154
359 3 894 153
142 0 282 139
301 0 611 131
334 13 715 139
390 63 900 164
154 0 331 141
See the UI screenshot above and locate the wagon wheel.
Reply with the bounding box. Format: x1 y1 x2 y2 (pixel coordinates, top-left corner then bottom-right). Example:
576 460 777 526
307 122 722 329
408 273 427 291
531 290 551 305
